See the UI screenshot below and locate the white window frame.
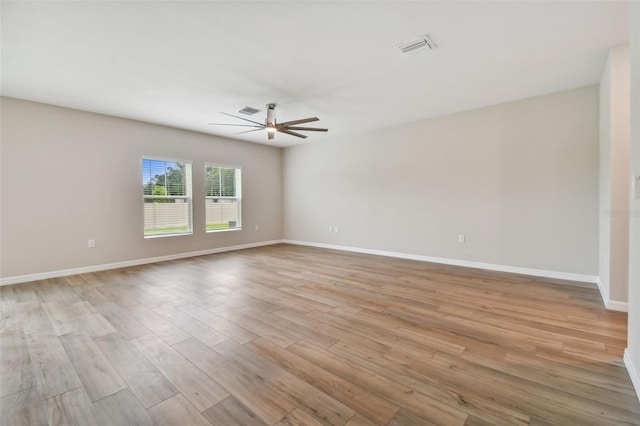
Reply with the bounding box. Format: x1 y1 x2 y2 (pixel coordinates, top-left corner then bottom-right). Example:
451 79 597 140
141 156 193 238
205 163 242 233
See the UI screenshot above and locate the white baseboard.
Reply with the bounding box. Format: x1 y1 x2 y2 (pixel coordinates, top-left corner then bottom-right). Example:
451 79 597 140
624 349 640 402
605 300 629 312
283 239 599 284
0 240 284 286
4 238 615 311
595 278 628 312
596 277 610 309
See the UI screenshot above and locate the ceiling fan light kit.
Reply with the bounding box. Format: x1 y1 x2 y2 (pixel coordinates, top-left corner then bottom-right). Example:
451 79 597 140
209 103 328 141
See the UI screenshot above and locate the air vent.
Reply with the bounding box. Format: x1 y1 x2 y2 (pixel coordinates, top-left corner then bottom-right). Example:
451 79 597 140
238 106 261 115
397 34 436 55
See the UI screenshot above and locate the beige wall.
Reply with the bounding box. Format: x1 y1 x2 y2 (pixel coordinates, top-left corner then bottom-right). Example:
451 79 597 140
283 86 599 276
599 45 631 305
1 88 602 281
626 1 640 400
0 97 283 279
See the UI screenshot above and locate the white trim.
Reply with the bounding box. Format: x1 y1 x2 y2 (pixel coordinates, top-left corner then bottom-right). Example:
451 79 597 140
3 238 609 304
205 162 243 170
596 277 610 308
144 231 193 239
605 300 629 312
141 154 193 165
283 240 599 283
0 240 283 286
595 278 628 312
206 227 242 234
624 349 640 402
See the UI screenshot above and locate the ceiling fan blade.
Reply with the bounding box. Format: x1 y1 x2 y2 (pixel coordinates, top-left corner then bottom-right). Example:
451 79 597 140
219 112 264 126
235 128 264 135
277 117 319 127
278 128 307 139
284 126 328 132
209 123 263 128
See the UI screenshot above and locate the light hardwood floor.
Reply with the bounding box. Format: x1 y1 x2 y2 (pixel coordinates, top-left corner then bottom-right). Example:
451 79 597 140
1 243 638 425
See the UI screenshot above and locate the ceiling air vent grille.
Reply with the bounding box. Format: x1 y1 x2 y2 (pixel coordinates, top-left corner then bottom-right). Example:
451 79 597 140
238 106 261 115
397 35 436 55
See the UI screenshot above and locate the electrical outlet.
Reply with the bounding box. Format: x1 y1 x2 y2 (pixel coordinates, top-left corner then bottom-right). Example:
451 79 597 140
88 239 96 248
255 225 260 231
458 234 465 243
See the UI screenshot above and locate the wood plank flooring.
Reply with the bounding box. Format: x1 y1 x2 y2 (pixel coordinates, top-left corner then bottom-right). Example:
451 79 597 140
1 243 638 425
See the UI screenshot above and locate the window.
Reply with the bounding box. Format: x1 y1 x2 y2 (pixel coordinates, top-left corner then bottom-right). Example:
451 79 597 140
205 164 241 231
142 157 193 237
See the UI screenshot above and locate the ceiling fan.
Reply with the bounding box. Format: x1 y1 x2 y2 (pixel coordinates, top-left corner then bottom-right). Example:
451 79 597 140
209 103 328 140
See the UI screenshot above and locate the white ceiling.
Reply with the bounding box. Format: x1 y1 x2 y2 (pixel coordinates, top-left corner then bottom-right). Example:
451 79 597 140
1 1 630 147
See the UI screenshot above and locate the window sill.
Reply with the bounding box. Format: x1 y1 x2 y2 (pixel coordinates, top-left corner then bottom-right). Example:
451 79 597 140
144 232 193 239
206 227 242 234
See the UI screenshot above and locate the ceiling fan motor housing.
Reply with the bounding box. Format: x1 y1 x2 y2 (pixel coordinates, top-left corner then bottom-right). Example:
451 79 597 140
266 103 276 126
